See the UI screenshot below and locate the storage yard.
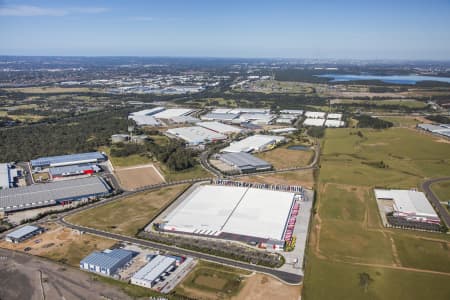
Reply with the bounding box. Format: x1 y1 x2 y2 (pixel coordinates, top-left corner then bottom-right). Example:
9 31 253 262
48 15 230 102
114 164 165 190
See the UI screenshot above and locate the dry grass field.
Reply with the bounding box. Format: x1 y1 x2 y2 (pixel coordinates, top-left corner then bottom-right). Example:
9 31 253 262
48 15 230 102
232 274 301 300
0 223 116 268
66 184 189 236
115 164 165 190
241 169 315 189
255 145 313 169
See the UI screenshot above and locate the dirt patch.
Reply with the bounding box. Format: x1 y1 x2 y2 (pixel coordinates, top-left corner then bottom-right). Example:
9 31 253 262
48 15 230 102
115 164 165 190
232 274 301 300
0 223 116 267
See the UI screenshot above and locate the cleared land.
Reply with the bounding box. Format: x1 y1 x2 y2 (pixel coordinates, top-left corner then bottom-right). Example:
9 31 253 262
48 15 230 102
0 247 133 300
99 146 152 167
158 163 212 182
115 164 165 190
67 184 189 236
304 127 450 300
255 144 313 169
0 223 116 268
241 169 315 189
175 261 250 300
232 273 301 300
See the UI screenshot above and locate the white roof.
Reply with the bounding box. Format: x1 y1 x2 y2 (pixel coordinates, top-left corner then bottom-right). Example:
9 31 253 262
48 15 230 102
167 126 227 145
303 118 325 127
305 111 326 119
129 115 161 126
327 113 342 120
0 163 10 189
163 185 248 233
6 225 41 239
132 255 176 283
163 185 294 241
239 113 275 124
280 109 304 115
196 121 242 134
211 108 233 114
325 120 345 127
130 107 165 116
222 188 294 241
153 108 194 119
270 127 297 134
222 135 285 153
374 189 438 218
229 108 270 114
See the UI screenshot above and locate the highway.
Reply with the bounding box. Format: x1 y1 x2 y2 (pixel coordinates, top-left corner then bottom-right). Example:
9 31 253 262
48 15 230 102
421 177 450 228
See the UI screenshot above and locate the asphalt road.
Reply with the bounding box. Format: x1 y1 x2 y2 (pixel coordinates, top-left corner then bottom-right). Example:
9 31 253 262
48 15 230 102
421 177 450 227
59 218 303 284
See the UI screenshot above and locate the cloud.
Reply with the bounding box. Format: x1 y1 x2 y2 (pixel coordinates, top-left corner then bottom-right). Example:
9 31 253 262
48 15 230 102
0 5 109 17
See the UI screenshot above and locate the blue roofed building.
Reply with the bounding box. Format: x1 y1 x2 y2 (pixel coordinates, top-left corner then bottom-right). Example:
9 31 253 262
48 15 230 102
30 152 106 170
80 248 135 276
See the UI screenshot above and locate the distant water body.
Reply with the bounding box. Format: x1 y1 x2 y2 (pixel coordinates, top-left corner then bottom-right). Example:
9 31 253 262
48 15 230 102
316 74 450 85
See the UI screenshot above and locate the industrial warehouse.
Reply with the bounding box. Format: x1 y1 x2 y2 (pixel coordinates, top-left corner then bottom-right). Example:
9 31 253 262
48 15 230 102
217 152 272 173
131 255 177 288
5 225 44 243
221 135 285 153
80 248 135 276
374 189 440 223
0 176 111 212
30 152 106 170
158 182 303 248
166 126 227 145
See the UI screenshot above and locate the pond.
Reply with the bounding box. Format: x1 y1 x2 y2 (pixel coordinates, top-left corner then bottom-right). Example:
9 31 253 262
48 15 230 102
287 145 309 151
316 74 450 85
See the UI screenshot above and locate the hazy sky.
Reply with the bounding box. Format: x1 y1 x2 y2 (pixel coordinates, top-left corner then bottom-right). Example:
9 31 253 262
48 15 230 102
1 0 450 60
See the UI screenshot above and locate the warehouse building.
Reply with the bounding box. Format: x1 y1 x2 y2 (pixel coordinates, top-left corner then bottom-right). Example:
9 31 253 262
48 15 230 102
374 189 440 224
221 135 285 153
49 164 101 178
167 126 227 145
0 176 111 212
218 152 272 173
160 184 299 246
30 152 106 170
325 119 345 128
303 118 325 127
196 121 242 135
153 108 194 119
80 249 134 276
5 225 44 243
128 107 165 126
239 113 275 125
270 127 298 135
168 115 199 124
131 255 177 288
327 113 343 120
305 111 326 119
280 109 304 115
201 112 239 122
0 163 18 190
417 123 450 138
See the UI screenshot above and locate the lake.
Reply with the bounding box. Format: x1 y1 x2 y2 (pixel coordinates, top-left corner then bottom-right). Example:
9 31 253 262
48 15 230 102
316 74 450 85
287 145 309 151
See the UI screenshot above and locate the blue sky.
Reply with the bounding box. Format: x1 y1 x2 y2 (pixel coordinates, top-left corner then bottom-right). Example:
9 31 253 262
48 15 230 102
1 0 450 59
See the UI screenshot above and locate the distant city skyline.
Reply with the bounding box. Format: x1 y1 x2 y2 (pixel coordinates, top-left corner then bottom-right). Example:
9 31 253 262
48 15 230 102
1 0 450 60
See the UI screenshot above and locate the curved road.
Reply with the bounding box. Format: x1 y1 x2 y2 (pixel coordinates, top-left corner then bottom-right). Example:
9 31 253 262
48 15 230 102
20 144 321 285
421 177 450 227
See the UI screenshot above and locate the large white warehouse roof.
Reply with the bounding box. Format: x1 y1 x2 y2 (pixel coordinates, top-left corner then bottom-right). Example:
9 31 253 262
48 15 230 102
153 108 194 119
167 126 227 145
303 118 325 127
374 189 438 218
162 185 295 241
196 121 242 134
305 111 326 119
222 135 285 153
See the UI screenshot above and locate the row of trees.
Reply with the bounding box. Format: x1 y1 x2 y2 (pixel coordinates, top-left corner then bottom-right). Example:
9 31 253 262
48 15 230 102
354 115 393 129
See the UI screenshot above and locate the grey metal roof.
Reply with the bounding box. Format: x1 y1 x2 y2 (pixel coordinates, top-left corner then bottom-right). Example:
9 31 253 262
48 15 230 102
80 249 133 270
132 255 176 282
202 113 239 121
0 177 111 211
6 225 41 240
49 164 100 176
220 152 271 169
31 152 105 168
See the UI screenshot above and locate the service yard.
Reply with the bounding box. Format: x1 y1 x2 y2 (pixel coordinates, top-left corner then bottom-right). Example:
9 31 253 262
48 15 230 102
66 184 190 236
115 163 165 190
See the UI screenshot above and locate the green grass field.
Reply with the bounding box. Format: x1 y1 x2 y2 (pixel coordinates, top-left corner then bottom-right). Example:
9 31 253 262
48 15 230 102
304 127 450 300
255 144 313 169
159 163 212 182
66 184 189 236
431 180 450 202
336 99 427 109
379 116 422 127
99 146 153 167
